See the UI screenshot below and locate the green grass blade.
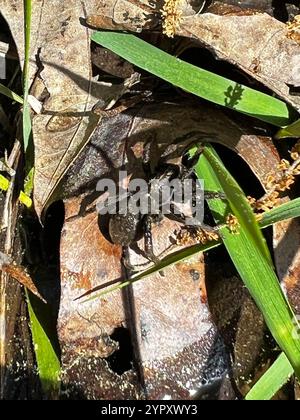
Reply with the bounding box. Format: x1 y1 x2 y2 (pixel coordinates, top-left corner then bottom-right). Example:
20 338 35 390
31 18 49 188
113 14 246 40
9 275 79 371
196 145 300 379
199 146 272 266
0 83 23 104
91 31 294 127
261 198 300 228
276 119 300 139
0 174 32 207
245 353 294 400
27 293 60 396
0 174 10 190
23 0 32 152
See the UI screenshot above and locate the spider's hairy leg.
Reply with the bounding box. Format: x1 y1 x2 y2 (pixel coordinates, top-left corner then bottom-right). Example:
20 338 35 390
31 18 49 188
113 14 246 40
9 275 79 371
144 215 159 265
144 215 165 277
142 139 159 178
182 145 226 200
122 246 136 272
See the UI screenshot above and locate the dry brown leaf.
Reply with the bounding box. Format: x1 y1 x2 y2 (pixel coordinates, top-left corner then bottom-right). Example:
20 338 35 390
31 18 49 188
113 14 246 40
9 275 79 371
0 252 46 303
177 11 300 111
87 0 162 32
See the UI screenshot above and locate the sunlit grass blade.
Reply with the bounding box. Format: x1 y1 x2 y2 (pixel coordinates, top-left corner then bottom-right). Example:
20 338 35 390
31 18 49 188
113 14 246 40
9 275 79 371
23 0 32 152
245 353 294 400
27 293 61 396
79 241 220 302
0 174 9 191
261 198 300 228
198 146 273 266
91 31 295 127
0 83 23 104
276 119 300 139
196 145 300 379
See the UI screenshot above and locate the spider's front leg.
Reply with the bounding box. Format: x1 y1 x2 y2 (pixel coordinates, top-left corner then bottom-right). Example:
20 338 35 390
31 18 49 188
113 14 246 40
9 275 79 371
143 214 166 277
122 246 136 272
143 214 160 265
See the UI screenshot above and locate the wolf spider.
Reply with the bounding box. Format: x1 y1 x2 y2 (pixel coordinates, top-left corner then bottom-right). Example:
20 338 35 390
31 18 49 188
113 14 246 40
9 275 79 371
107 143 223 272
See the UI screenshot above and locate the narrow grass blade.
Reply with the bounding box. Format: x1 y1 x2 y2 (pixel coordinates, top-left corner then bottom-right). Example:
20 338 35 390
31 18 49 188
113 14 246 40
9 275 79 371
23 0 32 152
199 146 273 266
261 198 300 228
245 353 294 400
0 83 23 104
0 175 9 191
91 31 294 127
196 146 300 379
276 119 300 139
80 241 220 303
27 293 60 396
19 191 32 208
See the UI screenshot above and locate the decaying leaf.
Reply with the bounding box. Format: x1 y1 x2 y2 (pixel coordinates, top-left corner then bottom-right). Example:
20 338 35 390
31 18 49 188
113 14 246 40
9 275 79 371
2 0 299 218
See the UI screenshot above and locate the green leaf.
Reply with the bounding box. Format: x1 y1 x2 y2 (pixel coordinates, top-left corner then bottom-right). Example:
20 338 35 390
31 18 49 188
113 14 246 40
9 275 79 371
23 0 32 152
0 174 32 207
19 190 32 208
0 83 23 104
276 119 300 139
24 166 34 196
196 145 300 380
261 198 300 228
27 293 61 396
91 31 295 127
245 353 294 400
199 146 273 266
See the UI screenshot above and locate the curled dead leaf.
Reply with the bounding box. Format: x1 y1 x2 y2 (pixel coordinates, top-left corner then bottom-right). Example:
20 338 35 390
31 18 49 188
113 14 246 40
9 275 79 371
0 252 46 303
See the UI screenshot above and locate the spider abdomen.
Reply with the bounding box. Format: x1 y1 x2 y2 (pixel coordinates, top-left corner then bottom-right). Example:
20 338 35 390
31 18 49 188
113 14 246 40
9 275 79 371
109 213 140 246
